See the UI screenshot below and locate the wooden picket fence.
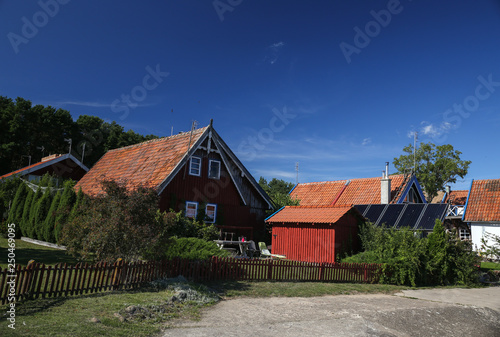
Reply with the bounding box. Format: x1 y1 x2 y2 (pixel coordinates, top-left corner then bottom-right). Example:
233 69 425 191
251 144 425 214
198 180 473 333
0 257 382 305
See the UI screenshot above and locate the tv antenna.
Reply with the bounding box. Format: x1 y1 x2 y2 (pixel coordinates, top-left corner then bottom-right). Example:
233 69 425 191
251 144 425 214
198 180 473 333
22 155 31 167
64 138 72 154
413 132 418 173
37 146 45 157
81 142 86 164
295 162 299 185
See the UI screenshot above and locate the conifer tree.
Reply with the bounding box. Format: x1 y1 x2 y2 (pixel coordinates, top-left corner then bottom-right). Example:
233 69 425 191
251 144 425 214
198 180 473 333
69 187 85 221
20 188 34 237
34 189 53 240
6 183 28 237
27 187 43 238
54 181 76 243
44 190 61 243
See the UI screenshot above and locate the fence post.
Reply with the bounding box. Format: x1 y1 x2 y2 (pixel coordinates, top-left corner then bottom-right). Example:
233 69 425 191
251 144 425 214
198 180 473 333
267 259 273 280
319 262 325 282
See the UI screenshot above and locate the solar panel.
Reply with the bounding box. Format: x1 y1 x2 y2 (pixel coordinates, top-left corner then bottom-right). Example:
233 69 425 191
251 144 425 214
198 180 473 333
363 204 387 224
375 204 406 228
354 204 369 216
395 204 426 229
416 204 447 230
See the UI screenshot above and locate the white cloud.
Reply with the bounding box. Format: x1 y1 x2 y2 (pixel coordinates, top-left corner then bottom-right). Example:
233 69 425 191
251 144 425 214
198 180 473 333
56 101 114 108
264 41 285 65
362 138 372 146
56 100 156 108
418 121 453 139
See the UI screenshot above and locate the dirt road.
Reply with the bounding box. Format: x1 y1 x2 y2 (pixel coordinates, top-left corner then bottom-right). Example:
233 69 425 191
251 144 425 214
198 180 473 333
162 287 500 337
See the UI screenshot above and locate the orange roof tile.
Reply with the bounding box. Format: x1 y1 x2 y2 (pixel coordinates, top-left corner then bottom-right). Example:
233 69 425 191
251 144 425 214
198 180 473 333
464 179 500 222
290 174 407 207
446 190 468 205
0 154 88 180
266 206 353 224
75 127 208 196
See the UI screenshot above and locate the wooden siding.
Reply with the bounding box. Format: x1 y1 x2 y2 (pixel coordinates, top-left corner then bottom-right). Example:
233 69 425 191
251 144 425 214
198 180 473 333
159 155 268 238
271 212 359 263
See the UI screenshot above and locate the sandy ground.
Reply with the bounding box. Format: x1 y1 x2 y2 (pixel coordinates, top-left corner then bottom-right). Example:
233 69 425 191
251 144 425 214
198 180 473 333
161 287 500 337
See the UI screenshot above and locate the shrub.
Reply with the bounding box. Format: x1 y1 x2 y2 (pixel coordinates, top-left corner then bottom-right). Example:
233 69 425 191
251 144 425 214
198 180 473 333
61 180 164 262
163 237 229 260
342 220 479 286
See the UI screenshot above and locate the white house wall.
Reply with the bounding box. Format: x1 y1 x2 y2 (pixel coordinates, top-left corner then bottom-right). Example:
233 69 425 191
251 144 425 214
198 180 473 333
471 223 500 252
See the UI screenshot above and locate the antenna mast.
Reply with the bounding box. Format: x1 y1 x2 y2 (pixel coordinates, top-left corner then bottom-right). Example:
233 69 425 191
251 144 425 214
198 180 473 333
413 132 418 173
295 162 299 185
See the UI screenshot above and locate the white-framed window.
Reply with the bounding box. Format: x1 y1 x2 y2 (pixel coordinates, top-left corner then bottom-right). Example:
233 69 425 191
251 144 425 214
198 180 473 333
189 156 201 176
205 203 217 223
208 160 221 179
186 201 198 218
459 228 470 240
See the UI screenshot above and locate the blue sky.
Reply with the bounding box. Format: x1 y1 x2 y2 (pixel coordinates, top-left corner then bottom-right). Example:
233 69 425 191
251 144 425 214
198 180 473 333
1 1 499 190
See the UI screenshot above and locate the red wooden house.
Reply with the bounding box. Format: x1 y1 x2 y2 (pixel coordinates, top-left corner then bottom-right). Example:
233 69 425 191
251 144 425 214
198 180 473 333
266 206 362 263
75 121 273 239
266 172 427 263
0 153 89 183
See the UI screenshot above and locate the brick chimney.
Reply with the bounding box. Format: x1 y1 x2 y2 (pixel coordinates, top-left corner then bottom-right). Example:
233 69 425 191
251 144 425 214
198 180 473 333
41 154 61 162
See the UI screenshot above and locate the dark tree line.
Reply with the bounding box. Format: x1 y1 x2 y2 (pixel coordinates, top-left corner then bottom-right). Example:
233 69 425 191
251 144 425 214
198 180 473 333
0 96 158 175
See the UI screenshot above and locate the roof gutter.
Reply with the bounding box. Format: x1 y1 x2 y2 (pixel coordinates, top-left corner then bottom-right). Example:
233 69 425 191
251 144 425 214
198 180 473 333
462 179 474 221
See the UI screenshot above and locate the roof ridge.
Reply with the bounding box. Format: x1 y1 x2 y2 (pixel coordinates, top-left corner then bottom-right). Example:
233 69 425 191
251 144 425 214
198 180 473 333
297 174 405 185
106 126 208 153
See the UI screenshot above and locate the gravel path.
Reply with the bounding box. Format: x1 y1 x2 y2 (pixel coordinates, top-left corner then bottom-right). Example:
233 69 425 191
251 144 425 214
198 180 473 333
161 287 500 337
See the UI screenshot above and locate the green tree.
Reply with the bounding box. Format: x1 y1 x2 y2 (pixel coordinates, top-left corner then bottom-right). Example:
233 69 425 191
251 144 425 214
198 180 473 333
5 182 28 237
61 180 164 262
258 177 299 210
34 189 53 241
20 188 34 237
54 180 77 242
393 142 471 200
26 187 43 238
44 190 61 243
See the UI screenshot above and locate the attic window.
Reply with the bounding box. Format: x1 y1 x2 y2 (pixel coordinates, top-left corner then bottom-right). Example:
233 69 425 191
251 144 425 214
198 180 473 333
208 160 221 179
205 204 217 223
189 156 201 176
186 201 198 218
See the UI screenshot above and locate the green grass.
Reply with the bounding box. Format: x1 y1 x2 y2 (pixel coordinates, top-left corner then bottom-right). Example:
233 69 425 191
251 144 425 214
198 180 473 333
207 280 410 298
481 261 500 270
0 237 81 269
0 286 208 337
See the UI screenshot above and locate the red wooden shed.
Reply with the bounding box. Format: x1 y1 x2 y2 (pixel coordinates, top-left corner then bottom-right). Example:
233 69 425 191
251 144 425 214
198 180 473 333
266 206 362 263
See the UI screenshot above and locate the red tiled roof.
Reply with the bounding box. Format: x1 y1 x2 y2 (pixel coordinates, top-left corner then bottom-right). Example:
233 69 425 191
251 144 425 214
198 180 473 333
0 154 87 180
464 179 500 222
290 174 407 207
75 127 208 196
266 206 353 224
446 190 468 205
